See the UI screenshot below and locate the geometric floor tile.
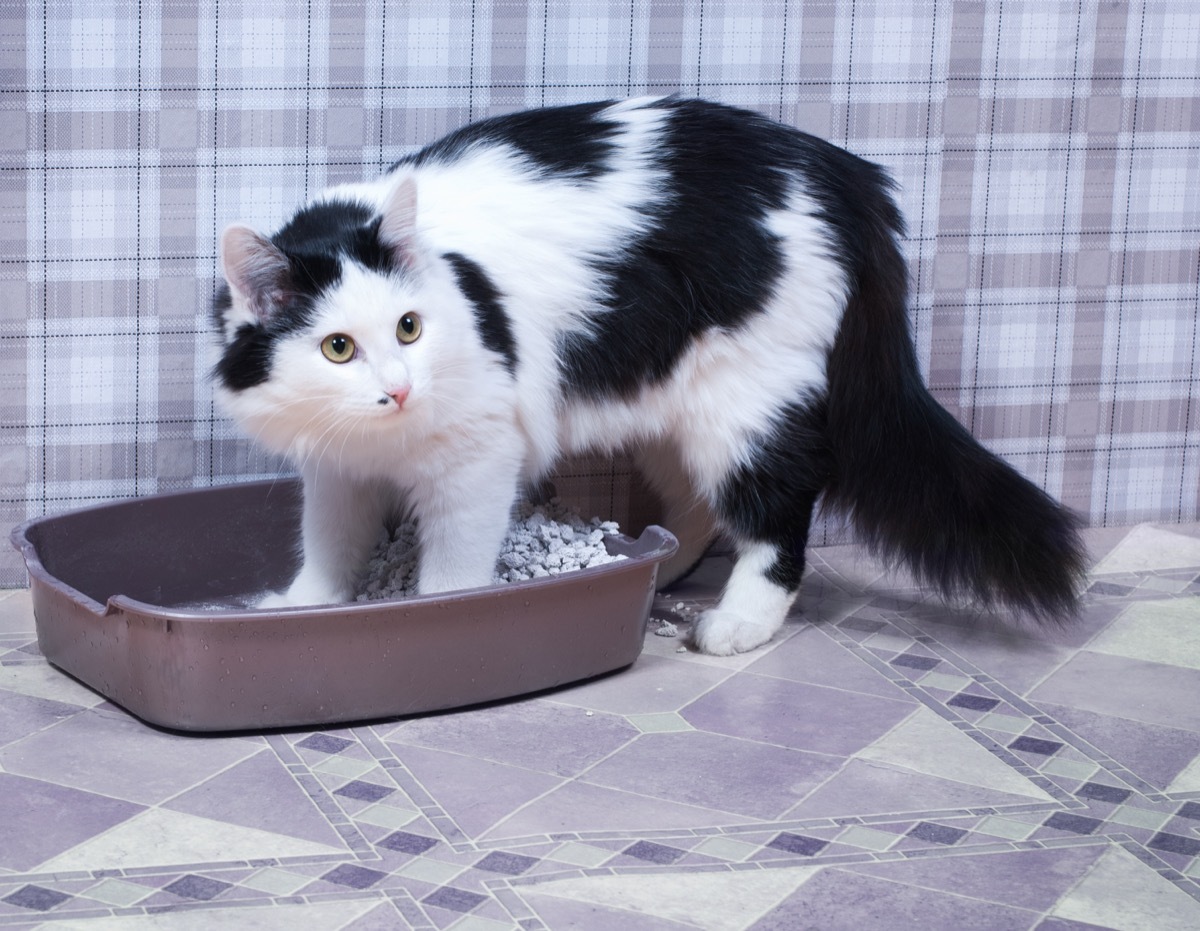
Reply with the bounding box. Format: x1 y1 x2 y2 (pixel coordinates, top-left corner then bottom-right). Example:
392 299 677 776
34 807 345 872
4 521 1200 928
853 706 1056 800
1049 846 1200 930
522 866 821 931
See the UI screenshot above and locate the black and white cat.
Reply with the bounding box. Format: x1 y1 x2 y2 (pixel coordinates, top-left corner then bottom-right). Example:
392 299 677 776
213 97 1085 655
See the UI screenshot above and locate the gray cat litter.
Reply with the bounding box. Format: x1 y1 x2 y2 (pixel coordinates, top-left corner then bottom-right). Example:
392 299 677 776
356 500 625 601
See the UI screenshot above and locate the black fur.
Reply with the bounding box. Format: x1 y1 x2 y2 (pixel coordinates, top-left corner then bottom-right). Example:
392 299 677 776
398 101 619 180
717 399 832 594
811 147 1088 621
558 99 789 398
213 321 275 390
443 252 518 375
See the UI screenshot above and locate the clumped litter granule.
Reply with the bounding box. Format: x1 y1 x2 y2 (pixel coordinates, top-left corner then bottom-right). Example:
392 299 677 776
356 500 625 601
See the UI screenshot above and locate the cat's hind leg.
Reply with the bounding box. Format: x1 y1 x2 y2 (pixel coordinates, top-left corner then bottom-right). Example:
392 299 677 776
690 537 806 655
688 400 830 655
634 440 718 589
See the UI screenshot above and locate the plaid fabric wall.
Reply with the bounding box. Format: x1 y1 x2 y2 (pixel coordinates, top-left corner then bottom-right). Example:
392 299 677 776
1 1 1198 585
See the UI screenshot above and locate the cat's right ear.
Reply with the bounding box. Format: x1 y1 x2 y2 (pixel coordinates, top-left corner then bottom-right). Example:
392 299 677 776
219 224 292 324
378 176 420 268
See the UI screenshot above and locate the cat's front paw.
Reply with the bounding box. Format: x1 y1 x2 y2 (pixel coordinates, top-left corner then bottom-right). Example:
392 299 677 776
255 585 344 610
256 590 300 610
690 608 779 655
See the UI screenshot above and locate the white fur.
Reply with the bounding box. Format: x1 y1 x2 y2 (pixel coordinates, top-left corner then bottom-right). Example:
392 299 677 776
691 541 801 654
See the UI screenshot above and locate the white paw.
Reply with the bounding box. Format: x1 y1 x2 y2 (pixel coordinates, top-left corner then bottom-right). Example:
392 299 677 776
255 585 343 610
255 591 299 610
690 608 778 655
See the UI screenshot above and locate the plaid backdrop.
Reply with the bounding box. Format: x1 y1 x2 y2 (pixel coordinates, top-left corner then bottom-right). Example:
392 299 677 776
2 0 1198 585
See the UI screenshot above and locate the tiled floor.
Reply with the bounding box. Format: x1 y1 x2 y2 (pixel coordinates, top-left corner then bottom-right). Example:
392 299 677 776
3 523 1200 929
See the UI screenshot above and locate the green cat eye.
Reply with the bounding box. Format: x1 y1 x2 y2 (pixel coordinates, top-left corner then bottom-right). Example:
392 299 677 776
397 313 422 344
320 333 356 363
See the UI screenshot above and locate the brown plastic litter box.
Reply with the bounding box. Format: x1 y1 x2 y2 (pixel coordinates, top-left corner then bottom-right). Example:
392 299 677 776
10 479 677 732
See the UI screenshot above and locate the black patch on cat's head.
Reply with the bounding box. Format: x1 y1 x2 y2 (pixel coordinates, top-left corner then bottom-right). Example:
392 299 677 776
443 252 518 375
399 101 620 180
212 197 402 392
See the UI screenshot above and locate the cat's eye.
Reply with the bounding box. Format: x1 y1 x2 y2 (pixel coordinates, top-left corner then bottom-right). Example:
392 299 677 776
397 313 422 344
320 333 356 363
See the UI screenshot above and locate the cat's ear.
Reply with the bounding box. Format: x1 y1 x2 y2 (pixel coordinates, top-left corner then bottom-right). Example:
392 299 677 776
378 176 420 267
219 223 292 323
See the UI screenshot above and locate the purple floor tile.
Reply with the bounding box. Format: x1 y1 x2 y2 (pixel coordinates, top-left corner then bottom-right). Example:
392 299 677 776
378 831 439 855
1038 702 1200 790
423 886 487 914
0 692 80 747
1088 581 1134 596
1177 801 1200 821
386 699 637 777
622 840 686 864
839 617 888 635
681 673 912 757
392 743 562 837
0 710 258 806
891 653 940 672
948 693 1001 712
846 845 1106 912
907 822 968 845
1148 832 1200 857
1030 652 1200 734
163 875 231 901
297 734 355 754
1043 812 1104 835
3 885 71 912
745 625 911 702
767 832 828 856
523 891 696 930
784 758 1046 820
475 850 539 874
751 867 1037 931
1009 735 1063 756
1036 918 1119 931
480 778 748 840
1075 782 1132 804
334 780 395 802
582 730 844 820
0 773 143 872
164 749 345 848
545 652 730 714
322 863 388 889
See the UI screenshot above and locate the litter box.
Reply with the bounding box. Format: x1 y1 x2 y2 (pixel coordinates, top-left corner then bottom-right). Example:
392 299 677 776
10 479 677 732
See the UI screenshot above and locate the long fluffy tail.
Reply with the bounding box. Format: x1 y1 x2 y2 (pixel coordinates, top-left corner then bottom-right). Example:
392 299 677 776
820 171 1087 622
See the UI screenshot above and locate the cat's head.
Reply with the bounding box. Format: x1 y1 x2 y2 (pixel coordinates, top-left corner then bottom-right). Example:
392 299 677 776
212 178 488 465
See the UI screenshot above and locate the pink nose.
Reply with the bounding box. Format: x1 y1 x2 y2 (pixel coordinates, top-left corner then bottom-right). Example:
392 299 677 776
387 386 410 407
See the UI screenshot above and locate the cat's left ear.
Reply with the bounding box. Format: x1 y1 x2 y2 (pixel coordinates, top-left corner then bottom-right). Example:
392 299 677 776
220 224 293 323
378 176 420 268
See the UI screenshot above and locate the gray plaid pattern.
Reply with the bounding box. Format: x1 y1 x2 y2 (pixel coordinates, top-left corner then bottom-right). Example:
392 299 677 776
2 0 1198 583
